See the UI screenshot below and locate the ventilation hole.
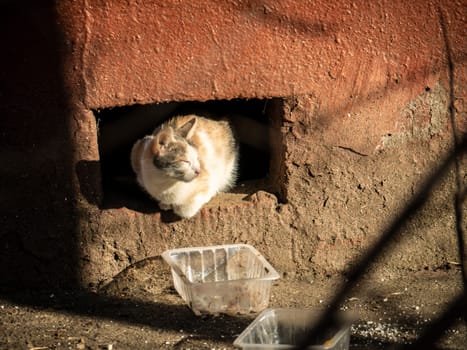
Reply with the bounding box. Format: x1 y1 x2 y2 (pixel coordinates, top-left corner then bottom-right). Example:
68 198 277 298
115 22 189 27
93 98 284 212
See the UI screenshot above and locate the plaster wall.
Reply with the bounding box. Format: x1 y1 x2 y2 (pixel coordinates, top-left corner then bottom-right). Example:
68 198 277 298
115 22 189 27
0 0 465 287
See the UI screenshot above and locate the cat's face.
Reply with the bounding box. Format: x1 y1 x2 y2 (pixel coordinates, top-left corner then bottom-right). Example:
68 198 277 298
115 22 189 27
150 119 201 182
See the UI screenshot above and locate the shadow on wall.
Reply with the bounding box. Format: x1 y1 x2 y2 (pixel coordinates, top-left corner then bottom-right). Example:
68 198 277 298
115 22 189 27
0 1 465 348
0 0 80 287
229 0 337 38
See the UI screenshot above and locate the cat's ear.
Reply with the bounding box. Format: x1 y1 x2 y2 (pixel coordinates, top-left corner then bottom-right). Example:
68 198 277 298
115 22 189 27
178 117 197 139
158 127 173 146
152 127 174 155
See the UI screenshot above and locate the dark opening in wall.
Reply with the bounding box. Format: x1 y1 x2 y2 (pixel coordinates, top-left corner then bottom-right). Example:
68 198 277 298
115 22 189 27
93 98 284 212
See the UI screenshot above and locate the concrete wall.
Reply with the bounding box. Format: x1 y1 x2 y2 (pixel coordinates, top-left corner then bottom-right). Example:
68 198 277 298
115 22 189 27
1 0 465 288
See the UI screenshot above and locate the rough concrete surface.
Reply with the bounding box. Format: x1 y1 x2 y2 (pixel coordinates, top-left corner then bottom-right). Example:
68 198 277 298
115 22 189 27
77 94 466 288
1 0 465 288
74 0 462 110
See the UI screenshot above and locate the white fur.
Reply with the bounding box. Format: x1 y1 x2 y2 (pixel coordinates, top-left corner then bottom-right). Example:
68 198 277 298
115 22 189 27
132 116 238 218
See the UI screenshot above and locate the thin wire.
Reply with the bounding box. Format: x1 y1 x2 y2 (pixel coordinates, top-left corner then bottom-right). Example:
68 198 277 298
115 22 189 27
438 6 466 289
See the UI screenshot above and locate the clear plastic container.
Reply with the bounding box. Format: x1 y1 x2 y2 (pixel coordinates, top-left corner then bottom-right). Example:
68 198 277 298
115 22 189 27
161 244 280 315
234 308 350 350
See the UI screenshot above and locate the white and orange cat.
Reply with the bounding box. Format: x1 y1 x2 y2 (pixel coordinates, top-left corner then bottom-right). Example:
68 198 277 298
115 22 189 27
131 115 238 218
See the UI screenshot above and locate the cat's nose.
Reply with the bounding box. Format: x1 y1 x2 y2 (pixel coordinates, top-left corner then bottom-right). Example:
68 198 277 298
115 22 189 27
191 163 201 176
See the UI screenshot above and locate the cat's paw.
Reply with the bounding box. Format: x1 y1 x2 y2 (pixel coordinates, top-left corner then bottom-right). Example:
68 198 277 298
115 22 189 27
173 194 210 218
172 203 201 218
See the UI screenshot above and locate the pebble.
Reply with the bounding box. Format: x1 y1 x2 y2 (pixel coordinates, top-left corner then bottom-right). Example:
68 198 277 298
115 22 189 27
352 321 416 344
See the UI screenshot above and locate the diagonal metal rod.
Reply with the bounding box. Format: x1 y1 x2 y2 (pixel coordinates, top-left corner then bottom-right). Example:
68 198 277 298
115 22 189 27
294 136 466 349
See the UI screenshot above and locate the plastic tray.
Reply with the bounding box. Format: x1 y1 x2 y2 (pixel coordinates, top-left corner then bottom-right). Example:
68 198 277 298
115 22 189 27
234 308 350 349
162 244 280 315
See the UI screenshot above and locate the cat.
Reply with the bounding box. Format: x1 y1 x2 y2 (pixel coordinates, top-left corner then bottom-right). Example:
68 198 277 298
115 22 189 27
131 115 238 218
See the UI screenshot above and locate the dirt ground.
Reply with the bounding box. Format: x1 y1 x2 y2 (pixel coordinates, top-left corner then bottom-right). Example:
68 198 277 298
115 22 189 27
1 256 465 350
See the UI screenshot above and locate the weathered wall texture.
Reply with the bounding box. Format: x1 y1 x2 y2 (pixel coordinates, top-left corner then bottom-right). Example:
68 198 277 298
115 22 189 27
1 0 465 288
